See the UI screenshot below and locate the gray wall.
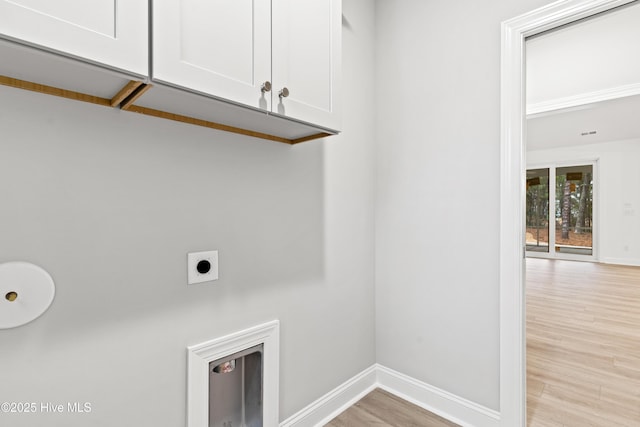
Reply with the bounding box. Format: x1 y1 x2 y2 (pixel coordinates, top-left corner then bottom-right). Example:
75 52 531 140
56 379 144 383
0 0 375 425
374 0 550 411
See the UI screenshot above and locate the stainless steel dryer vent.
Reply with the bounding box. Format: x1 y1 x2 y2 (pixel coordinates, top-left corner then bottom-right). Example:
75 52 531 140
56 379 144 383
212 360 236 374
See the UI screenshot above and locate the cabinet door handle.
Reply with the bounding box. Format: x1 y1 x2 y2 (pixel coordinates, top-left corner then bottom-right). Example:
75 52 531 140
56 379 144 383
261 81 272 93
279 87 290 99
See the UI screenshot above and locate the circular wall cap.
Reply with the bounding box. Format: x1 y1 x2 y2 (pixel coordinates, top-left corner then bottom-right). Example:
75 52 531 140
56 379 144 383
0 262 55 329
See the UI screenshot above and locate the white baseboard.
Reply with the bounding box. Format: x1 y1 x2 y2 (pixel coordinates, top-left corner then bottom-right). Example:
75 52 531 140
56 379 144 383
376 365 500 427
601 257 640 267
280 364 500 427
279 365 378 427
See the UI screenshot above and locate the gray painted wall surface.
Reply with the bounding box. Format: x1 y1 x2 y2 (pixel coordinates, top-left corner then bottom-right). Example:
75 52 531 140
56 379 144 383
0 1 375 425
374 0 550 411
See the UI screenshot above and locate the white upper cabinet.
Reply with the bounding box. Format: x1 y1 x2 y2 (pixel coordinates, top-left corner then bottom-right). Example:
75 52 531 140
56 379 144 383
152 0 272 111
152 0 341 131
0 0 148 76
272 0 341 131
0 0 340 141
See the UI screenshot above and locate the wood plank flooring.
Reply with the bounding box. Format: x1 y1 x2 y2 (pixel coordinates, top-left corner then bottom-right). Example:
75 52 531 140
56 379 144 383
326 259 640 426
325 388 459 427
527 258 640 427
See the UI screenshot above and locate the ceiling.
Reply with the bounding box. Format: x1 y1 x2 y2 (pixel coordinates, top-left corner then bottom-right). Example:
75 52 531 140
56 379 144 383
525 1 640 152
527 92 640 151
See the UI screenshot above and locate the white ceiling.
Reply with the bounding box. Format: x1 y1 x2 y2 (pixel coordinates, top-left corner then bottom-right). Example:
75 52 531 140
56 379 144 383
525 2 640 152
527 93 640 151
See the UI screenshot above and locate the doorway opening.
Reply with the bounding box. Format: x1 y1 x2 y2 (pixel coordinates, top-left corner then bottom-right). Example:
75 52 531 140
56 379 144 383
500 1 639 426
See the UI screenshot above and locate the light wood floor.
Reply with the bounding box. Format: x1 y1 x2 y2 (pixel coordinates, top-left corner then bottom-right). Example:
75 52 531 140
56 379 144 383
527 258 640 426
326 259 640 426
325 388 460 427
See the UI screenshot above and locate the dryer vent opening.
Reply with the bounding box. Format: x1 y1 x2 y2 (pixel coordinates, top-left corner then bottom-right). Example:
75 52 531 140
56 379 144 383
209 344 264 427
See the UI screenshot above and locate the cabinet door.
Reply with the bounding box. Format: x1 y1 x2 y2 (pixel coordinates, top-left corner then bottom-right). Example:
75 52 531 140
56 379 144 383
272 0 341 131
153 0 272 111
0 0 147 75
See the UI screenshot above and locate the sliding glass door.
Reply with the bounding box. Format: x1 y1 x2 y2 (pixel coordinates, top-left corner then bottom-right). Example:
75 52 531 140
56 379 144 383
555 165 593 256
526 163 596 260
526 168 550 252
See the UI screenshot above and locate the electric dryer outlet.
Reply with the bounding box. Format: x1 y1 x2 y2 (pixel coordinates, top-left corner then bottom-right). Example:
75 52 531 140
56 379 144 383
187 251 218 285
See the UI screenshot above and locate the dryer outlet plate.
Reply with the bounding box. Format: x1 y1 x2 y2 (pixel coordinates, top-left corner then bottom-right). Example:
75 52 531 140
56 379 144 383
188 251 218 285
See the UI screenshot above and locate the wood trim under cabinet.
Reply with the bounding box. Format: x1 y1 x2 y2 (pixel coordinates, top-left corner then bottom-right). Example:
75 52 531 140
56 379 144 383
0 74 334 145
120 84 152 110
291 132 332 144
124 104 295 144
110 80 144 107
0 75 112 107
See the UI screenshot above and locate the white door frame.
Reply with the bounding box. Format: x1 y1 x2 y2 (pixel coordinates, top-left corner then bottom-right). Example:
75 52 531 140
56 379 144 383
500 1 636 426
